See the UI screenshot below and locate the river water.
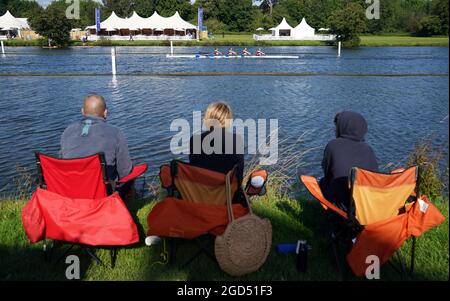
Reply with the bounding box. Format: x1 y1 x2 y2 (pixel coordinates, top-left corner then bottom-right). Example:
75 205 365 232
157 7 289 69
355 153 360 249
0 46 448 194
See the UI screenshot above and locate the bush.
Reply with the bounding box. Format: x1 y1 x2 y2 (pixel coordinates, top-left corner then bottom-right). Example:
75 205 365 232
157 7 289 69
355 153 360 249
414 16 442 37
204 18 228 34
342 36 361 48
328 2 367 48
407 139 447 200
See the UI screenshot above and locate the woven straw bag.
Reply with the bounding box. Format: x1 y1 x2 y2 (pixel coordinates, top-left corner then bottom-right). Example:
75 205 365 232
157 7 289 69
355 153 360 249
215 172 272 276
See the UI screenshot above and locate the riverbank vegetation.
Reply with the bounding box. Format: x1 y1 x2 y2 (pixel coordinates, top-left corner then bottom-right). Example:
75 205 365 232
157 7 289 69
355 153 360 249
0 138 448 281
4 34 449 47
1 1 448 48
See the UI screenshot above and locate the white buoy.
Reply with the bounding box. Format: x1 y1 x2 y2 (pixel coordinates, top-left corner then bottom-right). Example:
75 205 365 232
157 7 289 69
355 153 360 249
337 41 341 57
1 41 5 56
170 41 174 56
111 47 117 76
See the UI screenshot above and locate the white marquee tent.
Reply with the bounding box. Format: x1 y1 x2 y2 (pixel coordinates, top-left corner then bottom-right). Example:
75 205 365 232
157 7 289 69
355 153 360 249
0 10 30 39
86 11 197 40
292 18 315 38
255 17 335 41
0 10 30 30
269 18 293 37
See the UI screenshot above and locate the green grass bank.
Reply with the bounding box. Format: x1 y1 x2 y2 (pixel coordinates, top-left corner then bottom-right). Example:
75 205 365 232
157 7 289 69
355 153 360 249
1 186 448 281
3 34 448 47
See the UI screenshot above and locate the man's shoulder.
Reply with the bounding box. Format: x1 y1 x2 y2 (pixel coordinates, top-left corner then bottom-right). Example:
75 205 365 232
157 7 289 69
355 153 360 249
62 121 81 136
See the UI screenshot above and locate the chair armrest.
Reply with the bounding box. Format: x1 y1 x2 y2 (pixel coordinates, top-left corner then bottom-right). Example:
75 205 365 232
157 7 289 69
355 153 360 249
159 164 173 189
117 164 148 184
299 175 348 219
391 168 406 174
245 169 268 196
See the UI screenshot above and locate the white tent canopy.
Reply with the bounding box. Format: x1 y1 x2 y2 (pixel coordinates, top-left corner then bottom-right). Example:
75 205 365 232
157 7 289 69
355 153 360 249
271 18 293 37
0 10 29 30
86 11 196 31
254 16 335 41
126 11 147 30
87 11 124 31
167 11 196 30
292 18 315 38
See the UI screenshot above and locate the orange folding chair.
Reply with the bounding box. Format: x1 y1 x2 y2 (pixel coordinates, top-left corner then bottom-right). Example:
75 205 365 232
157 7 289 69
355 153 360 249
300 166 445 278
147 160 268 267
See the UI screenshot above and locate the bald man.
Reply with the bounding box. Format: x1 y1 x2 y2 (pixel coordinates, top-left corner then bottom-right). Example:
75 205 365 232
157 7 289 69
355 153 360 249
60 94 133 181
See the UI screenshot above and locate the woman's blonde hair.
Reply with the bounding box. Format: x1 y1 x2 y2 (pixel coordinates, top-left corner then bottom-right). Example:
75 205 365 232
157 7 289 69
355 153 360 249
204 101 233 128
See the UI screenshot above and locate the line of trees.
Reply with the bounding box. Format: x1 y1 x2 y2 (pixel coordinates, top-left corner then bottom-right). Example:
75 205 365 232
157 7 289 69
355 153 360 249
0 0 447 47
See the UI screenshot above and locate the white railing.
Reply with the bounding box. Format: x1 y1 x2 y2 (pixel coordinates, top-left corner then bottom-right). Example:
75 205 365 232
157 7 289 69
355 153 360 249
253 34 336 41
87 35 196 41
0 35 7 40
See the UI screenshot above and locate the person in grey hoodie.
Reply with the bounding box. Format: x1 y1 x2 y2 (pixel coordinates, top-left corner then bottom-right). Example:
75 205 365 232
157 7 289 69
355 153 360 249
60 94 133 185
320 111 379 211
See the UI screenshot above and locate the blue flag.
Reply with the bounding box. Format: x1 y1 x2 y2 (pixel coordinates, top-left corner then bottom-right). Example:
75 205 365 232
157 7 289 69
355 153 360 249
95 8 101 33
198 7 203 32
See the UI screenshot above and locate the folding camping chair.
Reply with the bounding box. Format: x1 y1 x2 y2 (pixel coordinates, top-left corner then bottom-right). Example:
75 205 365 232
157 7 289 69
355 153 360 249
34 152 148 268
300 166 445 279
147 160 268 268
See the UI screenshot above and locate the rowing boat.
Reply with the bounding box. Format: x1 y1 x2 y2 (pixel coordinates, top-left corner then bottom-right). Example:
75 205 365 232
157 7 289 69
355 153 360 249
166 54 299 59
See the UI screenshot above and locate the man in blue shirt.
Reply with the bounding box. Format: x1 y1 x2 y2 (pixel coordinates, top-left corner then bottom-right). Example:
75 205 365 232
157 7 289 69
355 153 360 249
60 94 133 185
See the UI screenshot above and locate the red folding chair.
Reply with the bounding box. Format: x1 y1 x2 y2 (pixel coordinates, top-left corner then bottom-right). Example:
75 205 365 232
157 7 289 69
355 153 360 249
25 152 148 268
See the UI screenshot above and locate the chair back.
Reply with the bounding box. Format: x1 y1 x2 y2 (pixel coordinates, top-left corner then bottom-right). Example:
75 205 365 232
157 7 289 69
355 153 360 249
350 166 418 225
36 152 109 199
160 160 239 205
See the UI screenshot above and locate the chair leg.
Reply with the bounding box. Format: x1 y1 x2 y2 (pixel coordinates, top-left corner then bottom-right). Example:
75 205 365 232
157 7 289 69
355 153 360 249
85 247 105 267
180 236 216 269
56 244 75 264
110 248 118 269
169 238 177 266
43 239 49 262
181 247 204 269
331 240 345 281
410 237 416 277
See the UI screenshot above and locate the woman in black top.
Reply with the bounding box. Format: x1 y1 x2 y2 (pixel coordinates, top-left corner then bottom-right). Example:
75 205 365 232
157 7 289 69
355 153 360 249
189 102 245 184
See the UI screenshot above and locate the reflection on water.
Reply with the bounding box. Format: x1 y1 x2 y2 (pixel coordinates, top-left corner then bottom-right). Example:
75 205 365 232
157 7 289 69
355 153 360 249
0 46 448 194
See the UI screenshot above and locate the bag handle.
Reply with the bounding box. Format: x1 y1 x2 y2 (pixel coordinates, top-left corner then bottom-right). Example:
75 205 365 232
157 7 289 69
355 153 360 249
225 170 253 223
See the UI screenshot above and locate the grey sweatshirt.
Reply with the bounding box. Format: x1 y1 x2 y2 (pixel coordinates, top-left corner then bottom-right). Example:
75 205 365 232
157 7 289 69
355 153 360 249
60 115 132 180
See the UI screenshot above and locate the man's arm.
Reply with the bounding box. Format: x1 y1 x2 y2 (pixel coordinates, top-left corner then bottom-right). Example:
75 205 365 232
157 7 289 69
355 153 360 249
116 129 133 179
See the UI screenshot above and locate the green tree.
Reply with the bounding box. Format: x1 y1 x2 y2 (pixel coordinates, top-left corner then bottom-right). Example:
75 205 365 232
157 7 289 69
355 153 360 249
102 0 135 17
133 0 156 17
432 0 449 35
204 18 227 33
29 2 73 47
154 0 194 20
414 15 442 36
328 2 367 47
0 0 43 18
77 0 102 28
194 0 223 20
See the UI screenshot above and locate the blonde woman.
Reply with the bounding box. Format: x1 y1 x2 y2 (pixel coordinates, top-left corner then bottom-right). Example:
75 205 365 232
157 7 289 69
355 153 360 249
189 102 244 184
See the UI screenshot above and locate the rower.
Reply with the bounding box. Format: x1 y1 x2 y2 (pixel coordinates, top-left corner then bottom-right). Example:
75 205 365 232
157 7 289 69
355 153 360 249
228 47 238 56
242 47 251 56
255 48 265 56
213 48 223 56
